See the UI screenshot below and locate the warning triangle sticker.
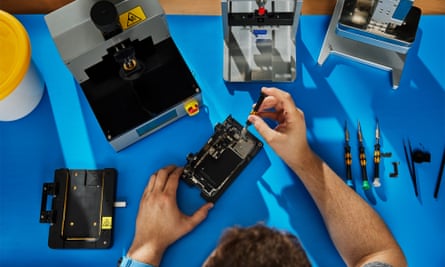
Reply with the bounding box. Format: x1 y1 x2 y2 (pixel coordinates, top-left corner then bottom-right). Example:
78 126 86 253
127 12 142 27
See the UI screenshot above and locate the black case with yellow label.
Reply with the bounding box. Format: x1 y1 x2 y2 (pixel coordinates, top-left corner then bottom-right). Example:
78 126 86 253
40 168 116 249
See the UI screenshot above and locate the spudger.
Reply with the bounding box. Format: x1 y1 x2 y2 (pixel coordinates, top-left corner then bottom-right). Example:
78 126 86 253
241 92 267 138
403 139 418 196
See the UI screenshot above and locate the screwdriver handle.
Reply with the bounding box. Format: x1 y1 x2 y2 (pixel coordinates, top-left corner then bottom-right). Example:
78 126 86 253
359 145 370 190
246 92 267 127
373 143 381 187
252 92 267 113
345 145 353 187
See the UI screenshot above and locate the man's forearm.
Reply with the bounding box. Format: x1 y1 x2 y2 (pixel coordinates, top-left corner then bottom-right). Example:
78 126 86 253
0 0 73 14
290 150 406 266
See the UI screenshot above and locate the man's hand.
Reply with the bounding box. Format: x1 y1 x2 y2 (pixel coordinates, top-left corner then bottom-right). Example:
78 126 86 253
250 87 406 267
127 165 214 266
248 87 312 172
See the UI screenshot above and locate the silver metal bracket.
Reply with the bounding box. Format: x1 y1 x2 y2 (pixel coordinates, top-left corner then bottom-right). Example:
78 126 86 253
222 0 303 82
318 0 421 89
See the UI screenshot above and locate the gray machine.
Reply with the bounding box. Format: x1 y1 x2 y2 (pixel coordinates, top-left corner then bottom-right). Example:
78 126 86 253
45 0 202 151
222 0 303 82
318 0 421 89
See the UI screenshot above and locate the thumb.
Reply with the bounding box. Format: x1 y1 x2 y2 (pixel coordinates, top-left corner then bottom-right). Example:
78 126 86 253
188 202 213 228
248 115 275 142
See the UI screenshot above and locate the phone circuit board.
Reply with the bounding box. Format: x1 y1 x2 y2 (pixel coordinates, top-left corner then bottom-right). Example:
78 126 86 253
182 115 263 202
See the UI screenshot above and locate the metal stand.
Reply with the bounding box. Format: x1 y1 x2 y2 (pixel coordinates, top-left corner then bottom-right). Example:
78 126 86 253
222 0 303 82
318 0 421 89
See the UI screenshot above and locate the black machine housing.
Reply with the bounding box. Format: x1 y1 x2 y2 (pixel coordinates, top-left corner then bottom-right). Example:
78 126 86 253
81 36 200 141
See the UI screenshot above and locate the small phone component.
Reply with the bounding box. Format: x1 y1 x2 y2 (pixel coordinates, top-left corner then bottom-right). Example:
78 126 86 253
182 115 263 202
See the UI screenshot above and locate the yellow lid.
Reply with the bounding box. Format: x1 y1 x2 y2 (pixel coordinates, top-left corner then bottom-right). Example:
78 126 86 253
0 10 31 100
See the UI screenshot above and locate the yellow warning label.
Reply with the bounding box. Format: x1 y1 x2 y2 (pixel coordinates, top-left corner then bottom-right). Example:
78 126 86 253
101 216 113 230
119 6 147 30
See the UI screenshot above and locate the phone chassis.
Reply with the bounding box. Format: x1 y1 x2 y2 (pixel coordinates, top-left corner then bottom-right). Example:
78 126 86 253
182 115 263 202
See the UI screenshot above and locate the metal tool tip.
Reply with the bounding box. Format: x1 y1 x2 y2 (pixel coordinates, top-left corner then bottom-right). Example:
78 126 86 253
357 121 363 141
240 127 247 139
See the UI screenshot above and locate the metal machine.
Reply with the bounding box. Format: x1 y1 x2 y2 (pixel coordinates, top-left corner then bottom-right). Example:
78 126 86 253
45 0 202 151
222 0 303 82
318 0 421 89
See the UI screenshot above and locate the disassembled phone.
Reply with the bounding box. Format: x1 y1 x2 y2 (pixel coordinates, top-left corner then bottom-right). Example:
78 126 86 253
182 115 263 202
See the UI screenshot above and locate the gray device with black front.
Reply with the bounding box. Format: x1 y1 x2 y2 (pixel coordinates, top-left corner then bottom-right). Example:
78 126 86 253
45 0 202 151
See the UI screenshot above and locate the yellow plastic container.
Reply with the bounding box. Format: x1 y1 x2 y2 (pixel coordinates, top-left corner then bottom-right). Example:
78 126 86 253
0 10 44 121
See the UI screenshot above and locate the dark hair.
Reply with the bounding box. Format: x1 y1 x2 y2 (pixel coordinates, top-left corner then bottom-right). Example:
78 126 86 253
203 224 311 267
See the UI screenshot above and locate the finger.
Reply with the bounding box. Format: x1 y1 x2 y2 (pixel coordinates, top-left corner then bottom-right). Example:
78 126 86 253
153 165 176 191
187 202 214 231
256 110 280 121
261 87 297 112
164 167 183 194
256 95 279 112
145 172 157 195
248 114 279 143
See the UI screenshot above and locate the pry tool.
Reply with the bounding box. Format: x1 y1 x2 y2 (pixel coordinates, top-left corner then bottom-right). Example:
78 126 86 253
373 120 381 187
434 147 445 199
241 92 267 138
344 122 354 188
358 121 370 190
403 139 418 196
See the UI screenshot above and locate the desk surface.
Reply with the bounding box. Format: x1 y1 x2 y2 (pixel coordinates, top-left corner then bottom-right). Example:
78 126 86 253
1 15 444 267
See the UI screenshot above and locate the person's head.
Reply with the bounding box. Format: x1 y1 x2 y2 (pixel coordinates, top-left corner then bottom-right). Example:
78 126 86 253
203 224 311 267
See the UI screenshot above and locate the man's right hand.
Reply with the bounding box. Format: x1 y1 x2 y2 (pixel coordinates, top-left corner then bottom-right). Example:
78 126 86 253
248 87 313 172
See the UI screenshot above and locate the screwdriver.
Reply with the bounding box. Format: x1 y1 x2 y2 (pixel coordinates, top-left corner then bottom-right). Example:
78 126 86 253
358 121 370 190
373 121 381 187
241 92 267 138
344 122 354 188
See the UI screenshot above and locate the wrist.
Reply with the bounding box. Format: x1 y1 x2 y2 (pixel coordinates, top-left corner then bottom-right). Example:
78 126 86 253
126 242 165 267
119 255 155 267
287 145 316 174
